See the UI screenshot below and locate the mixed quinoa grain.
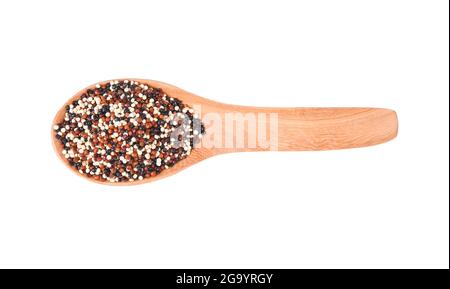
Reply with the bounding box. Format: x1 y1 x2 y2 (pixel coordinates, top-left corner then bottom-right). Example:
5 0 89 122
53 80 205 183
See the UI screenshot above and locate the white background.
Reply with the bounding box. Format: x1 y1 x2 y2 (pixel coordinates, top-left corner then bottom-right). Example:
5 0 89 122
0 0 448 269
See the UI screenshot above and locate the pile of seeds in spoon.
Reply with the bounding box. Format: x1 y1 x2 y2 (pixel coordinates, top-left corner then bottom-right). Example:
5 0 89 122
53 80 205 183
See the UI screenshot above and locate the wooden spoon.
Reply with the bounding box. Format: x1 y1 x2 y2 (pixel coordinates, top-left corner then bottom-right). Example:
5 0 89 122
52 79 398 185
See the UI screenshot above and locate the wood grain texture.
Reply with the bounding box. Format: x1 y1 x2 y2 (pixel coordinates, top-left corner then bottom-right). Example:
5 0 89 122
51 79 398 185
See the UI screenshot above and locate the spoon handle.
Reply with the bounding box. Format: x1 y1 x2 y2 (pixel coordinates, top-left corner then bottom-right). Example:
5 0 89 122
208 107 397 152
